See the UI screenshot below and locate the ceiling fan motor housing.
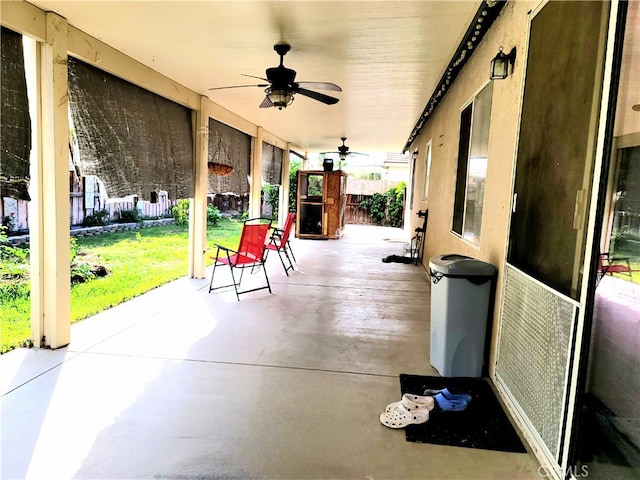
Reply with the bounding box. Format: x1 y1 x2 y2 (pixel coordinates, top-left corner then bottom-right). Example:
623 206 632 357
266 66 297 90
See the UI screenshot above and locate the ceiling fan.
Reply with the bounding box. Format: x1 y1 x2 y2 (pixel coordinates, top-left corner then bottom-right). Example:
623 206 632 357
321 137 368 161
208 44 341 110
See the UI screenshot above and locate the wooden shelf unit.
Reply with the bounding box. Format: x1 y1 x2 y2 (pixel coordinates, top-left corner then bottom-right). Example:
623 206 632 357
296 170 347 239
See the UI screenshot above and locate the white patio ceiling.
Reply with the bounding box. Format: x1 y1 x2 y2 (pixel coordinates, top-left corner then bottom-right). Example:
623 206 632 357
27 0 480 154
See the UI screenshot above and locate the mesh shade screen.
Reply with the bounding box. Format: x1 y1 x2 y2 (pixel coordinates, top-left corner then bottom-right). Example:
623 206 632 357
1 27 31 200
207 118 250 195
261 142 283 185
68 57 194 201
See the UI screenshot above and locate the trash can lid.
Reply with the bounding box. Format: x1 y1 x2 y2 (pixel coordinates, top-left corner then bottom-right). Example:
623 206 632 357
429 254 497 276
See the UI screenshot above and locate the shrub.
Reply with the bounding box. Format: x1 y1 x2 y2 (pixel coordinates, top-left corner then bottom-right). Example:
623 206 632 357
0 281 30 302
611 225 640 258
263 184 280 219
360 193 388 225
70 260 96 284
289 158 301 211
172 199 190 227
207 205 222 226
2 213 16 233
118 208 141 223
388 182 406 228
171 201 222 227
70 237 99 284
360 182 406 227
70 237 80 262
83 209 110 226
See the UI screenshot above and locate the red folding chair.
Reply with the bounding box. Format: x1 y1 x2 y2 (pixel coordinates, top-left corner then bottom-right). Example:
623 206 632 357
208 218 272 300
267 212 297 276
599 253 633 280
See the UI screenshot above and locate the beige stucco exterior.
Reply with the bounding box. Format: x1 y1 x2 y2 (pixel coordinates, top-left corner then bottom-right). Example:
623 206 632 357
407 1 534 374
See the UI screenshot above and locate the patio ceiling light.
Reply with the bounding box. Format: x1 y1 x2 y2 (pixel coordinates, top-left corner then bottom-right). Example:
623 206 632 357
267 89 294 109
490 46 516 80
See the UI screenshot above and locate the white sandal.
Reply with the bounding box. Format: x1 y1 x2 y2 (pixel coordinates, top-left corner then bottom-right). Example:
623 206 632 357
379 404 429 429
385 393 435 413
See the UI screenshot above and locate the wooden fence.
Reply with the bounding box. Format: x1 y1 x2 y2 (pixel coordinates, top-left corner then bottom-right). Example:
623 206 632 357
346 194 373 224
208 193 249 213
1 173 255 233
70 173 176 224
1 173 177 232
2 177 412 232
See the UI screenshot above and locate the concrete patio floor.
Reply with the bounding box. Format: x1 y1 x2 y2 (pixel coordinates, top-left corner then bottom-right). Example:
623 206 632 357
0 225 541 479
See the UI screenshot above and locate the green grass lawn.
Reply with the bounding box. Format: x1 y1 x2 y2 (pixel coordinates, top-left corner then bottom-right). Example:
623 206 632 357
0 219 243 353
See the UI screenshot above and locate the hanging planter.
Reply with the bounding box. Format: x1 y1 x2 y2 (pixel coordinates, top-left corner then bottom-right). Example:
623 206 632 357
208 162 233 176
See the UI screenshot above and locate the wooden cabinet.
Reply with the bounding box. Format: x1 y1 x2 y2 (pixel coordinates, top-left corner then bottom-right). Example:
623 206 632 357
296 170 347 239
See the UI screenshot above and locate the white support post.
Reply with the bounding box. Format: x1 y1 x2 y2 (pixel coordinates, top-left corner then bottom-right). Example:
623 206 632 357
32 12 70 349
249 127 264 219
279 143 292 228
188 97 210 279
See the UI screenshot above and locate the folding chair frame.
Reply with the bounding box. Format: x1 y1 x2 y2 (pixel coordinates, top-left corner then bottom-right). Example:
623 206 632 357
208 218 272 300
267 212 298 276
599 253 633 281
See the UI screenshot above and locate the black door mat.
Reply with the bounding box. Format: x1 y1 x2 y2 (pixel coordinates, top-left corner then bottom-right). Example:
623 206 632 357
400 374 527 453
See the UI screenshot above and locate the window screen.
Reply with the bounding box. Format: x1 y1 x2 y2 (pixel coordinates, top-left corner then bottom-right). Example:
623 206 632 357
68 57 194 201
1 27 31 201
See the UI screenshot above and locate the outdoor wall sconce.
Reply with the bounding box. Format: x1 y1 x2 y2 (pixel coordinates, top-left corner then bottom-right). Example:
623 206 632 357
490 46 516 80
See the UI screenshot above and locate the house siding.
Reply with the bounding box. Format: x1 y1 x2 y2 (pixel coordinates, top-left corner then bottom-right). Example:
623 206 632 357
408 0 535 374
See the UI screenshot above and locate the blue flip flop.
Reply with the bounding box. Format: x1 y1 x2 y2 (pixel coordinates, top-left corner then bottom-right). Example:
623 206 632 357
434 392 469 412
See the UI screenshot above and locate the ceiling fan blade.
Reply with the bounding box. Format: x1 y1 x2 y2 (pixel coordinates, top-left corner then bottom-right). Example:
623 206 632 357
259 96 274 108
242 73 270 82
320 151 369 157
295 88 339 105
296 81 342 92
208 84 268 90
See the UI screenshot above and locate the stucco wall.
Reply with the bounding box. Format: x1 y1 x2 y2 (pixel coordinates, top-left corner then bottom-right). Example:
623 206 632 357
407 1 537 372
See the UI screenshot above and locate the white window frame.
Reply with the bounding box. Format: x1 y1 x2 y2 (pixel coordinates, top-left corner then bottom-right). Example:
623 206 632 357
423 140 433 201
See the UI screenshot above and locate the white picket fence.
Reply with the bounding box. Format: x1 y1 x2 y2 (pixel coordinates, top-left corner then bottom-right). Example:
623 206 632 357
2 174 175 233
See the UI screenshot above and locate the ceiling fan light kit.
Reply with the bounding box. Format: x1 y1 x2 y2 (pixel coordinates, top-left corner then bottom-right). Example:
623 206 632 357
267 88 294 110
209 43 341 110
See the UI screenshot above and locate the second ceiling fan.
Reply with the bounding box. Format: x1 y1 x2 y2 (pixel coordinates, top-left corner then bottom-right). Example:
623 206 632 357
209 44 341 110
321 137 368 161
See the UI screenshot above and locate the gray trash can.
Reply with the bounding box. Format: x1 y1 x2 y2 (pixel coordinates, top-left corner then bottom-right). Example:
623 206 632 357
429 254 497 377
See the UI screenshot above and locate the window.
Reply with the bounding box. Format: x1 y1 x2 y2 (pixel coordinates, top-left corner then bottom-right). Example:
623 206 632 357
611 147 640 264
423 140 433 201
452 82 493 244
409 150 418 211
